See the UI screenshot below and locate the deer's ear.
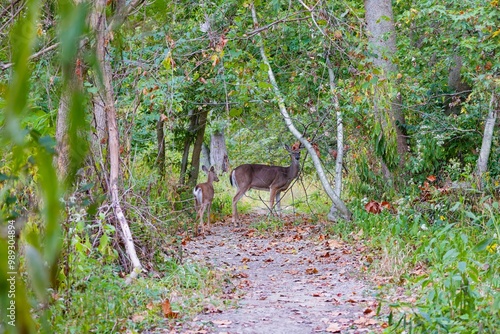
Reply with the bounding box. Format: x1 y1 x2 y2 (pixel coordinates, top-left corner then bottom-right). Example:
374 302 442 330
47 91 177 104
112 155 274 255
202 165 208 172
291 141 301 151
210 166 215 172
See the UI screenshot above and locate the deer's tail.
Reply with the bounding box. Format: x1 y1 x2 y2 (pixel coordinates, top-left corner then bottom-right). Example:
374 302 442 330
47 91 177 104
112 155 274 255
229 170 236 188
193 185 202 205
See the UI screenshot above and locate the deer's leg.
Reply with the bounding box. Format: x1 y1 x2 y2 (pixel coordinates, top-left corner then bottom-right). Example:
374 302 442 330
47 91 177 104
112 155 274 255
206 203 211 232
232 187 248 226
269 187 277 215
275 191 282 216
198 204 207 236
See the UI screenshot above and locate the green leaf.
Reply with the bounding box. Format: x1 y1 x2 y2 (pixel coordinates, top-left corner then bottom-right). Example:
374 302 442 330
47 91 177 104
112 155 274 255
229 108 242 117
450 202 461 212
258 81 272 89
465 211 478 220
25 245 49 302
443 248 458 262
98 234 109 254
474 238 493 252
457 261 466 273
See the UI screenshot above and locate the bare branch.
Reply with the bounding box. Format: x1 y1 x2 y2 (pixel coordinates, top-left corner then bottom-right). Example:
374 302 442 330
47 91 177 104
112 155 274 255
245 13 310 38
1 42 61 71
107 0 147 32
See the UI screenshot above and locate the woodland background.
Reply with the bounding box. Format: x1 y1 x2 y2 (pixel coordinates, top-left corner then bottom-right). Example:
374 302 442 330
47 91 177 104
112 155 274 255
0 0 499 333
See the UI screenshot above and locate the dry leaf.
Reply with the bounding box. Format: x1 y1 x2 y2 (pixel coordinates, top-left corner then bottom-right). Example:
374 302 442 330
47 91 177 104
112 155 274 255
162 299 179 319
131 312 146 322
306 267 318 275
363 307 373 315
326 239 343 248
213 319 232 327
325 322 342 333
365 200 381 214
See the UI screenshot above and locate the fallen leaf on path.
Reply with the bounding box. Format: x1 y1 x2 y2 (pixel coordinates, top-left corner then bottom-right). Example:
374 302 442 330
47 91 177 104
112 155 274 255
212 319 232 327
233 272 248 278
306 267 318 275
354 316 378 325
319 251 330 258
326 239 343 249
363 307 373 315
325 322 342 333
203 304 222 314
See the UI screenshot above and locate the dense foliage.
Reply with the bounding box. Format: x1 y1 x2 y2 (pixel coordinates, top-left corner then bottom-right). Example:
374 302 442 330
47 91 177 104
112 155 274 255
1 0 498 333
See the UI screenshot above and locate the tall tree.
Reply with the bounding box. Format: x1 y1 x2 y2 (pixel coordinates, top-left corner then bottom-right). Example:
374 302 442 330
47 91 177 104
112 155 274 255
250 2 352 221
210 129 229 173
364 0 408 176
477 91 499 188
91 0 144 283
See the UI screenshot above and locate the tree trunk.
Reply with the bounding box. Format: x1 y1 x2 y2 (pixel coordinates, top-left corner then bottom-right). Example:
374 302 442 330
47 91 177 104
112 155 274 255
325 55 344 198
92 0 142 283
179 109 196 185
477 92 499 189
201 143 210 170
156 114 166 178
325 55 347 220
210 130 229 173
446 55 472 115
251 3 352 221
188 109 209 186
364 0 408 169
55 79 71 179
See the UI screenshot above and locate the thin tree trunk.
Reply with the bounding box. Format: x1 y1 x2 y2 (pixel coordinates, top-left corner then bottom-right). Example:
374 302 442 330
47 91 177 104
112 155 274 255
210 130 228 173
92 0 142 283
201 143 210 170
325 54 347 220
188 109 209 186
364 0 408 170
477 92 499 189
156 114 166 178
325 55 343 198
55 82 71 178
251 3 352 221
179 109 196 185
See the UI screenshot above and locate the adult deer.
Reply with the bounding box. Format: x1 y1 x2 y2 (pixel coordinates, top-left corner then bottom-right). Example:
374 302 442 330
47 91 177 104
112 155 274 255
230 144 301 225
193 165 219 235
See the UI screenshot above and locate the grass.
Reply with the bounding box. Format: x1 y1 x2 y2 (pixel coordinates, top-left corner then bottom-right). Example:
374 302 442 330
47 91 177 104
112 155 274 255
324 193 500 334
47 259 232 333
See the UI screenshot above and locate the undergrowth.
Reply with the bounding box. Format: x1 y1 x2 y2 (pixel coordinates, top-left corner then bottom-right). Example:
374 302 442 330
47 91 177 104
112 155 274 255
325 185 500 333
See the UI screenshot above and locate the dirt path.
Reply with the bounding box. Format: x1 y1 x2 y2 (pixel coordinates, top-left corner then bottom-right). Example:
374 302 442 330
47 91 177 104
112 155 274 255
180 214 387 334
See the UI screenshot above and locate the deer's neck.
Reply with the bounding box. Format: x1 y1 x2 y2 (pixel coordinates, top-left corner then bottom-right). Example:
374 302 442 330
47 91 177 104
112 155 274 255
287 159 299 178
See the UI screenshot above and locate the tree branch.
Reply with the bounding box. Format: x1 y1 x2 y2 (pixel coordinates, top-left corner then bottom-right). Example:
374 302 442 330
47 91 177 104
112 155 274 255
1 42 61 71
107 0 146 33
250 2 352 221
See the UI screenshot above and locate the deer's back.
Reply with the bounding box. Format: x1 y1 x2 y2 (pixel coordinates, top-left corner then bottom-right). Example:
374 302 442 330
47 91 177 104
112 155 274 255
232 163 291 190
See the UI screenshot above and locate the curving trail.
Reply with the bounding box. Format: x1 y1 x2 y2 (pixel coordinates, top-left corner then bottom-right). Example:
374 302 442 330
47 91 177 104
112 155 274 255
180 214 386 334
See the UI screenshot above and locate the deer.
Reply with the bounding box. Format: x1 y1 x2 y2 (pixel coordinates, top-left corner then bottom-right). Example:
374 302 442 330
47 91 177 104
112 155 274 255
193 165 219 236
229 144 301 225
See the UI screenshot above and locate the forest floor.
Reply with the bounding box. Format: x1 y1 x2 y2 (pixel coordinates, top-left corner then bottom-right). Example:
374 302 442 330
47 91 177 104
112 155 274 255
175 212 401 334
